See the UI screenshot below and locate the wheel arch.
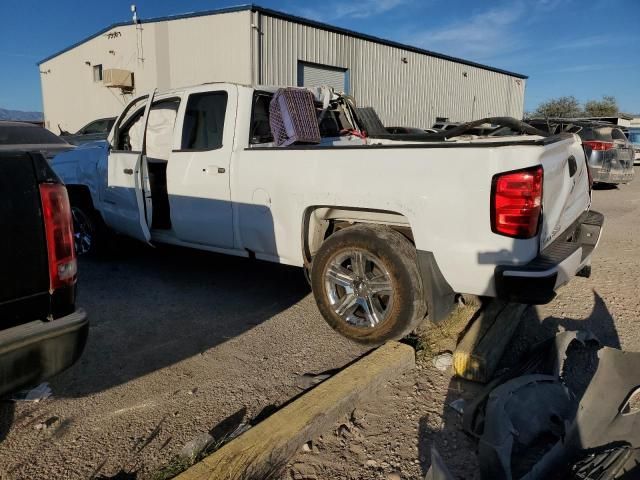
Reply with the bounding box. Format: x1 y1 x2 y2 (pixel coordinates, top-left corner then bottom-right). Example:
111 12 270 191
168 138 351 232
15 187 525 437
66 184 95 209
301 206 413 268
302 206 456 324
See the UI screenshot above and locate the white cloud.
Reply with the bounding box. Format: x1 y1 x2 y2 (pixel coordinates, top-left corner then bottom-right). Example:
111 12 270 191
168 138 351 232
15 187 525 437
293 0 412 22
334 0 411 19
408 3 525 59
405 0 564 60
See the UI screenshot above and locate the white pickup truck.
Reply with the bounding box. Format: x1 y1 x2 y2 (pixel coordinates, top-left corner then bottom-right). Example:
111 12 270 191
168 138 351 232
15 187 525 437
52 83 603 344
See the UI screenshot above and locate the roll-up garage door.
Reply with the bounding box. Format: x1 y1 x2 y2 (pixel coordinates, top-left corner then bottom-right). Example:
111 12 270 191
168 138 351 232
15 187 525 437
298 62 349 93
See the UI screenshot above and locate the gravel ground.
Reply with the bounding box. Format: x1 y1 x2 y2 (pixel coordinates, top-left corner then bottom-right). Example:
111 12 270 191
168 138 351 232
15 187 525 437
0 242 368 479
1 174 638 480
284 174 640 480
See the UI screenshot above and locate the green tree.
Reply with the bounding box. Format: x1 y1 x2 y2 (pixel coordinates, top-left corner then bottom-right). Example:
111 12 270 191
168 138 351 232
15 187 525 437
584 95 618 117
532 96 582 118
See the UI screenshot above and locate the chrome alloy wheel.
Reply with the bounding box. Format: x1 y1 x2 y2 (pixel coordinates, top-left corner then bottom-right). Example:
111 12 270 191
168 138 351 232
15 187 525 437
71 207 93 255
324 249 394 328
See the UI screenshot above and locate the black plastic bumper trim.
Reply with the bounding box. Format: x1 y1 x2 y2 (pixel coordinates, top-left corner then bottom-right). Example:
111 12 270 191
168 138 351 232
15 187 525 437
494 210 604 304
0 309 88 396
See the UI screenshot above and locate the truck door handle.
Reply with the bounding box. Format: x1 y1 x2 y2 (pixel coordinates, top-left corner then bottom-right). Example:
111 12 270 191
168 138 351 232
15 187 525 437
123 168 134 175
568 156 577 177
202 166 226 174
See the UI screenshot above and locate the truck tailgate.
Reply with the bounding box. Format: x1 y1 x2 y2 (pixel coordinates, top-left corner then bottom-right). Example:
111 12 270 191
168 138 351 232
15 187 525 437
0 153 50 324
538 135 592 249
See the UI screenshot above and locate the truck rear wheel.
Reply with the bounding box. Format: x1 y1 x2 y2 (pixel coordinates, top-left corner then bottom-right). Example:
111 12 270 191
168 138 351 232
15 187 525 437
311 224 427 345
71 206 96 255
70 203 108 256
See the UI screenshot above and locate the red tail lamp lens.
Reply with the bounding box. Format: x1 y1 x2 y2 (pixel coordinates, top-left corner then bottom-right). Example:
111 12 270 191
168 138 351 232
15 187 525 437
491 166 543 238
39 183 77 290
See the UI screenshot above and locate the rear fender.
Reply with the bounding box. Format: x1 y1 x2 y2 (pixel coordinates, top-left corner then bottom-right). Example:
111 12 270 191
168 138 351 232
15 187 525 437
50 140 109 211
302 206 412 266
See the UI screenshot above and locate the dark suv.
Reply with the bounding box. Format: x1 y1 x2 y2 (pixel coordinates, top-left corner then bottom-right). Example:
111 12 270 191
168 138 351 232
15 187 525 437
0 151 88 396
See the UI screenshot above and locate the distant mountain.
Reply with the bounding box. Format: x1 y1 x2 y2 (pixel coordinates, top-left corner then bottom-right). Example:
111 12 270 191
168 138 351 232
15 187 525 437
0 108 43 122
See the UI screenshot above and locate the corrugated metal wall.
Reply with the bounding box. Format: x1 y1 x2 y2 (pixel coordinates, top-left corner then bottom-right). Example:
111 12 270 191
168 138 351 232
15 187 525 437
40 11 253 132
258 14 525 129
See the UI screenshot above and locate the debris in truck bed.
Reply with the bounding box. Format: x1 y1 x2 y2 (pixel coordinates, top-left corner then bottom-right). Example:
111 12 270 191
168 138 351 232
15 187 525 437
269 88 321 146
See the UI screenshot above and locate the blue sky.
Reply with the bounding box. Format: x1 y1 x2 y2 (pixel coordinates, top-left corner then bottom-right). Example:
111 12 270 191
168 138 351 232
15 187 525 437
1 0 638 113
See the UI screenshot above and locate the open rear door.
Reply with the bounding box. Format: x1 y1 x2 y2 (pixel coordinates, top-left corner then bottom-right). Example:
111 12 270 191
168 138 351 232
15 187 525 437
102 91 156 243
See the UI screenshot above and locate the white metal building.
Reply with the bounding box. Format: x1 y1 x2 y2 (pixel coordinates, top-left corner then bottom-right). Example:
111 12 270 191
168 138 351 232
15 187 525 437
38 4 527 133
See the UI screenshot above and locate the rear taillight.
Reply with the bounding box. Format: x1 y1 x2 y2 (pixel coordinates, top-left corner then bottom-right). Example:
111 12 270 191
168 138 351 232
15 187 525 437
39 183 77 291
583 140 614 151
491 166 543 239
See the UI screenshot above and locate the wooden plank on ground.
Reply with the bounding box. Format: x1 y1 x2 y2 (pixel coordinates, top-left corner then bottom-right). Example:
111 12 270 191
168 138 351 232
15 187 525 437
417 297 482 356
453 300 526 382
175 341 415 480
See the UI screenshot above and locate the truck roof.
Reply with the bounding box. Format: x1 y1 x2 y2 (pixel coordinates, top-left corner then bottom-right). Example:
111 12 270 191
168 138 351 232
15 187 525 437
151 83 309 97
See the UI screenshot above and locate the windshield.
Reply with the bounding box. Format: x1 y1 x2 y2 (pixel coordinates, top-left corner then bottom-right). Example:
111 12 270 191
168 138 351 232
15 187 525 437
0 124 67 145
79 118 113 135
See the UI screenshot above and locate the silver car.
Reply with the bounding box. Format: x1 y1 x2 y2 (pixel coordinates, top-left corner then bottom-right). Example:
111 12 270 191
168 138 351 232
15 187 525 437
628 128 640 165
580 125 634 185
527 119 634 185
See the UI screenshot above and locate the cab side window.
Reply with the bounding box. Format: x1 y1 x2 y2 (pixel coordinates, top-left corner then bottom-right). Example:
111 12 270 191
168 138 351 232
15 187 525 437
117 109 144 151
115 99 179 152
250 94 274 144
181 92 228 150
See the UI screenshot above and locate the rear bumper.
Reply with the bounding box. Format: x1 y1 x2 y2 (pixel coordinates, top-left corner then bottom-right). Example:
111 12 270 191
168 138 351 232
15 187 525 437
0 309 88 396
495 211 604 304
590 162 634 184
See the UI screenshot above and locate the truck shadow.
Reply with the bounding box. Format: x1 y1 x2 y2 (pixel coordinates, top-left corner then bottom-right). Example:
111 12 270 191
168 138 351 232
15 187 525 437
0 402 13 443
417 290 621 478
50 235 310 398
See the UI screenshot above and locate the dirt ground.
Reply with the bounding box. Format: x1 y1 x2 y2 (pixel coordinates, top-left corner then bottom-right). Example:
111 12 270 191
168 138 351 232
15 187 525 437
0 243 368 479
1 174 638 480
284 175 640 480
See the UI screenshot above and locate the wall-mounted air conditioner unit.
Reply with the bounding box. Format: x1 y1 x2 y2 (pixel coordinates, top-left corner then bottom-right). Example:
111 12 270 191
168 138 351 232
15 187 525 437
103 69 134 90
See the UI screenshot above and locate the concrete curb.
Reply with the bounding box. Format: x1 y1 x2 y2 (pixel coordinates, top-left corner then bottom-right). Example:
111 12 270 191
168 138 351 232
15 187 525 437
174 341 415 480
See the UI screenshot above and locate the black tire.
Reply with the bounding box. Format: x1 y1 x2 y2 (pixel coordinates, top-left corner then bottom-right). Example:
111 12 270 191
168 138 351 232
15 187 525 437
71 204 107 256
311 224 427 345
